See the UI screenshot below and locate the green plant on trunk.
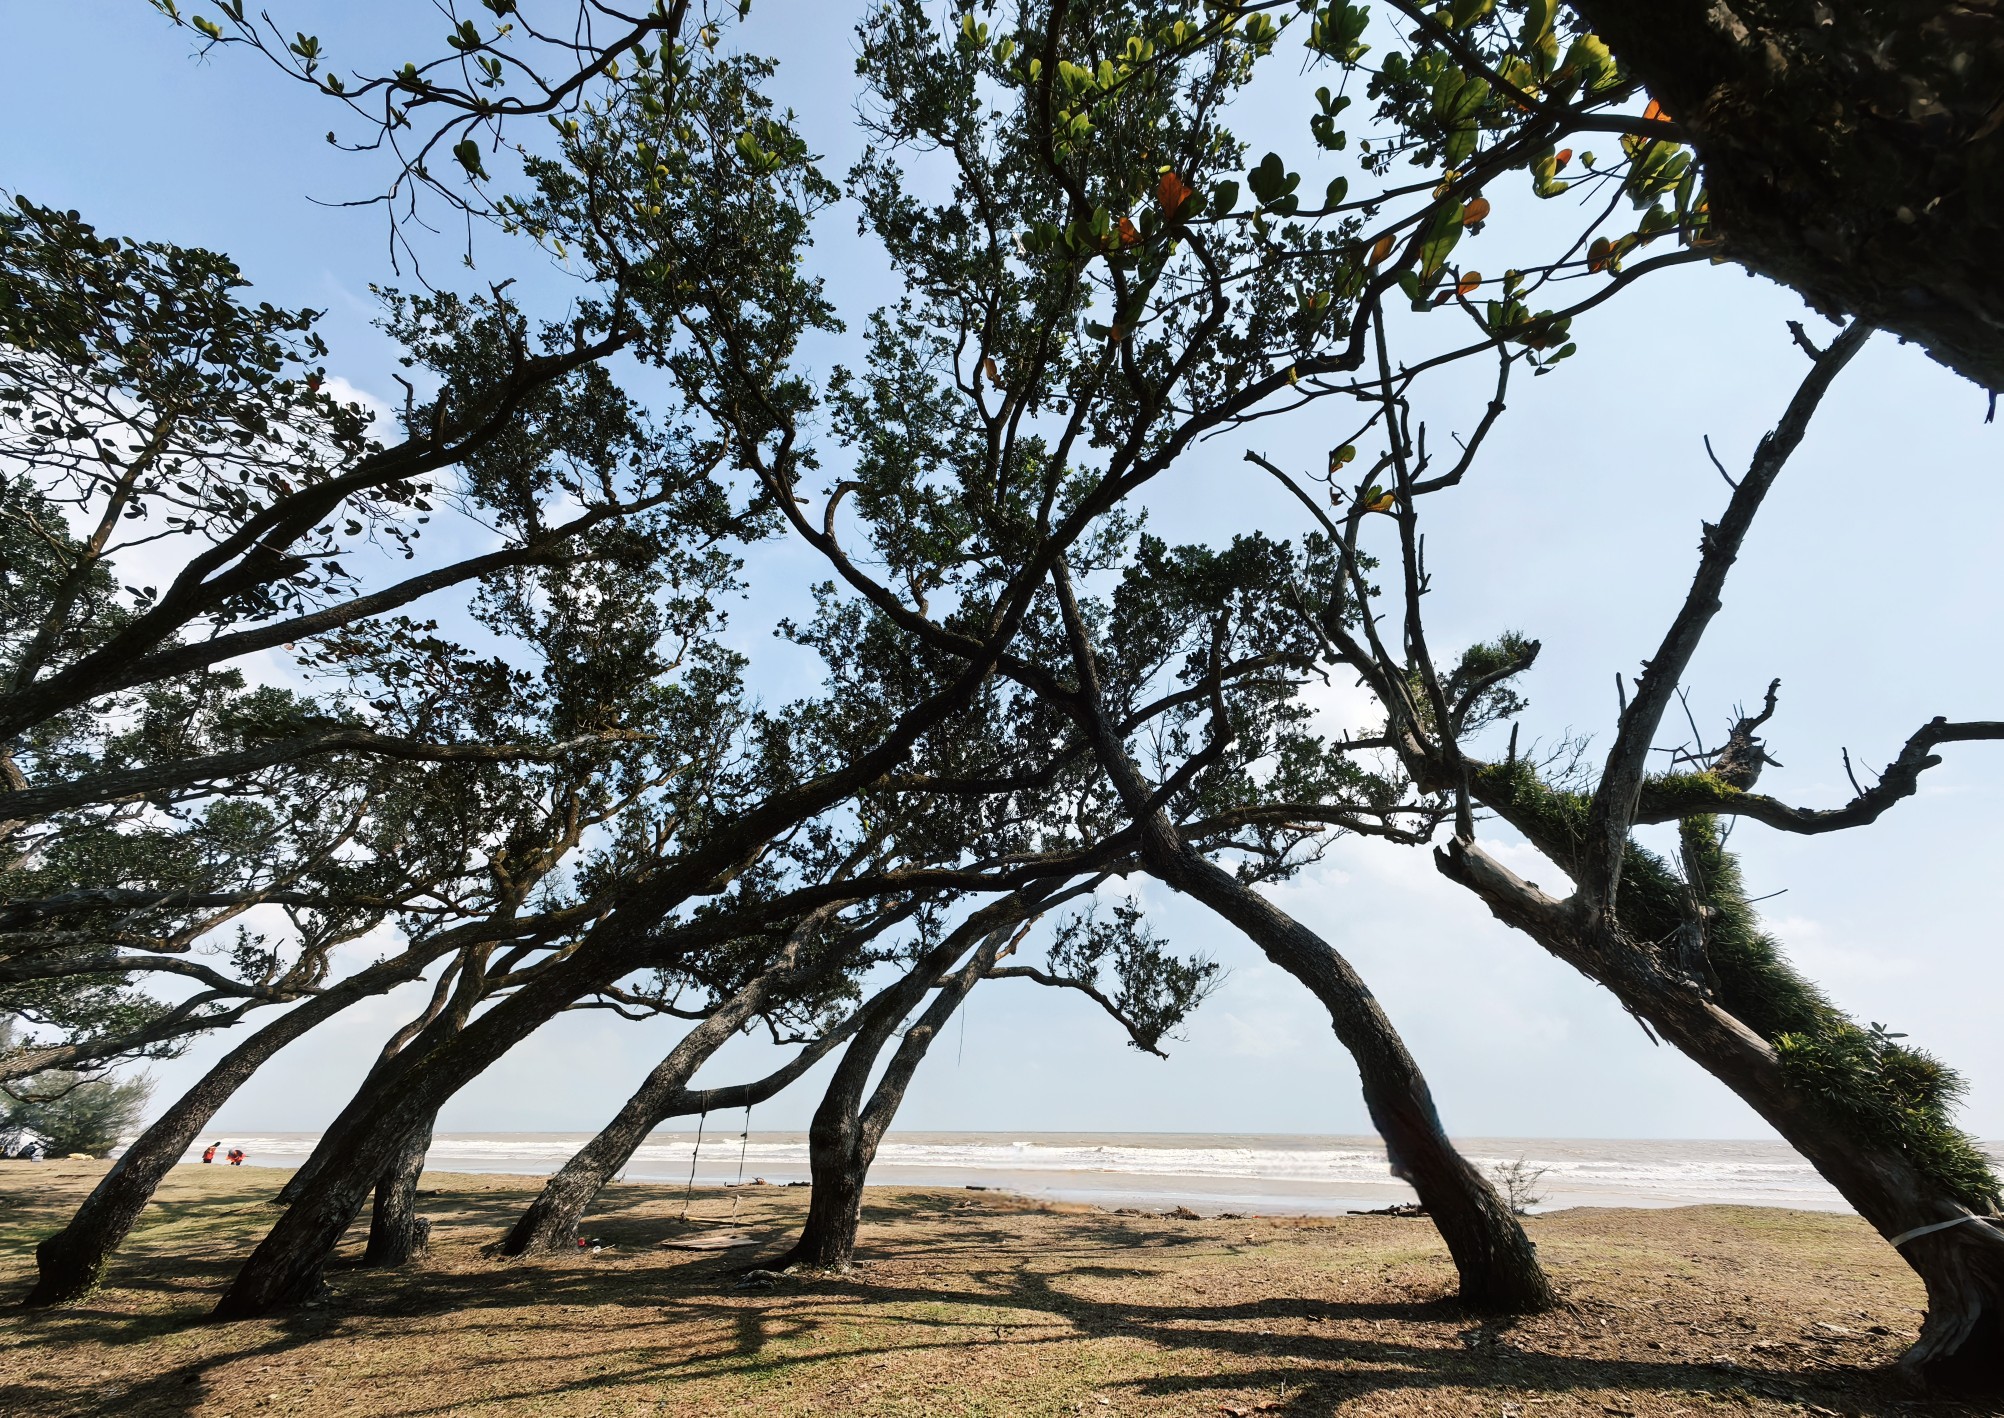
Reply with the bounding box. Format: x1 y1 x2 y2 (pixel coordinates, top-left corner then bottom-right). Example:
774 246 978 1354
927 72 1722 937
1678 814 2000 1214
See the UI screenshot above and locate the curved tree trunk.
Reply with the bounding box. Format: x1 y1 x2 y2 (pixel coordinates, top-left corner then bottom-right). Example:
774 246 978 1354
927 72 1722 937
24 951 429 1306
212 626 1000 1316
780 930 1005 1271
785 1128 870 1270
501 937 858 1256
1439 833 2004 1387
1146 832 1553 1314
1040 557 1550 1312
272 959 470 1209
363 1115 435 1267
1567 0 2004 393
1643 980 2004 1389
212 933 648 1316
271 1053 407 1210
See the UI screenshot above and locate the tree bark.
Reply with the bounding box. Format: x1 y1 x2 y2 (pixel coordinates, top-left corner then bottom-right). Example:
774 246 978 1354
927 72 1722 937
1438 832 2004 1387
272 1049 409 1209
500 941 864 1256
1146 832 1553 1314
1567 0 2004 393
362 1115 434 1266
1038 557 1549 1312
272 951 478 1209
211 932 652 1316
23 952 427 1306
209 613 1007 1315
778 931 1005 1271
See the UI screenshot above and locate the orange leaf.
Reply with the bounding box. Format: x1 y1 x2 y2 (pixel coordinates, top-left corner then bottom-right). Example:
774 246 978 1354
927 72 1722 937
1365 491 1396 513
1587 236 1613 273
1157 169 1193 219
1369 232 1396 265
1117 215 1141 246
1643 97 1671 123
1461 197 1491 227
1456 270 1482 297
1554 147 1573 170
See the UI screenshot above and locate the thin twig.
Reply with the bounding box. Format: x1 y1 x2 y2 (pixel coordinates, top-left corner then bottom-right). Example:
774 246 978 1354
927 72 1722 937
1702 435 1738 490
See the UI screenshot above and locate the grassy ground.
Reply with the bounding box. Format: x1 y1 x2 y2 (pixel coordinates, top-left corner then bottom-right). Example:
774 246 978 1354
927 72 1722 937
1 1160 1997 1417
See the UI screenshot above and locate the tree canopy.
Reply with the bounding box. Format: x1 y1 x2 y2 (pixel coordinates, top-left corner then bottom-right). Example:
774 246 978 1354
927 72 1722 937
6 0 2000 1387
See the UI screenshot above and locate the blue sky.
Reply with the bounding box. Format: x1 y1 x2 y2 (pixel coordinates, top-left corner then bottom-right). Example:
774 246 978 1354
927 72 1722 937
8 3 2000 1141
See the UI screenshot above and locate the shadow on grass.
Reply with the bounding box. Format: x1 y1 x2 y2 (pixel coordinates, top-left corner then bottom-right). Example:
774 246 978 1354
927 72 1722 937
0 1180 1957 1418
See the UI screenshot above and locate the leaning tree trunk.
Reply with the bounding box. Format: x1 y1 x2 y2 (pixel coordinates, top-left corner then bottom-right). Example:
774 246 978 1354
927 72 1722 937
1439 830 2004 1388
273 1112 354 1208
273 966 468 1209
273 1039 438 1209
362 1114 436 1267
501 956 805 1256
211 934 647 1316
214 656 995 1314
1640 972 2004 1389
780 933 1002 1271
1567 0 2004 393
501 955 880 1256
500 1064 714 1258
24 950 430 1306
1147 829 1553 1314
786 1109 871 1271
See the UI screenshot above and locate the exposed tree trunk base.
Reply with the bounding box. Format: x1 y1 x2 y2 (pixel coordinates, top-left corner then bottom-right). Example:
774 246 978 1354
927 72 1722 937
501 1172 600 1256
363 1119 434 1267
26 1228 107 1307
1150 833 1553 1315
22 974 401 1308
773 904 1024 1276
774 1173 865 1273
1903 1222 2004 1391
1437 833 2004 1387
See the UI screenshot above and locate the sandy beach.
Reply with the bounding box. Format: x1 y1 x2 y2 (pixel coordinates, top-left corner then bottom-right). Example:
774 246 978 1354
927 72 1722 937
180 1132 1878 1216
2 1159 1997 1417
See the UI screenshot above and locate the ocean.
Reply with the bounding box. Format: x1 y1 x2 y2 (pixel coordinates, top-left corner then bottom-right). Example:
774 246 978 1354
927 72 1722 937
167 1131 1990 1215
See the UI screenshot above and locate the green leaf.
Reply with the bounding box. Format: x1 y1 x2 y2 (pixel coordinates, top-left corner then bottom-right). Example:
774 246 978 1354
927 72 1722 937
1563 34 1618 93
1416 202 1464 279
1247 152 1300 216
452 138 489 180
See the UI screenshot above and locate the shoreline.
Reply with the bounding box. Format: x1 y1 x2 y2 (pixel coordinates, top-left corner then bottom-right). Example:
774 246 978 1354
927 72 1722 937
1 1159 1978 1417
147 1129 1892 1216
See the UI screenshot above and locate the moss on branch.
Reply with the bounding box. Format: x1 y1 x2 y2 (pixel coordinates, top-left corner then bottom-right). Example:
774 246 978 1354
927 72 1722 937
1469 762 2000 1213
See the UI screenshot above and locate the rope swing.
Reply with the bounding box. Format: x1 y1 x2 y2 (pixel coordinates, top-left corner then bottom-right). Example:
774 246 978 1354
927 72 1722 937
679 1109 707 1221
727 1103 753 1221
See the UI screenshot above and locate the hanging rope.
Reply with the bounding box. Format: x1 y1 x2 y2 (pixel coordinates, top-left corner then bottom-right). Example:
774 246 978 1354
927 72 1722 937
727 1103 753 1221
679 1109 707 1221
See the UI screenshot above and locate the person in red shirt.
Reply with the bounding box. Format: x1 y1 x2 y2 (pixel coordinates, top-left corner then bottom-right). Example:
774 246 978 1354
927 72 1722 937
226 1148 245 1166
201 1143 218 1163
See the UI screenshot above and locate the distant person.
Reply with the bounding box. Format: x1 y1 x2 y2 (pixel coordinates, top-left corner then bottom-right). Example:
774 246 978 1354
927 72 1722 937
202 1143 219 1164
227 1148 245 1166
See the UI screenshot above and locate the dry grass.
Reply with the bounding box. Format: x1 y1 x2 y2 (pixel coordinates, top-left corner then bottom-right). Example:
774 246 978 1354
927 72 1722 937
0 1159 1996 1417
